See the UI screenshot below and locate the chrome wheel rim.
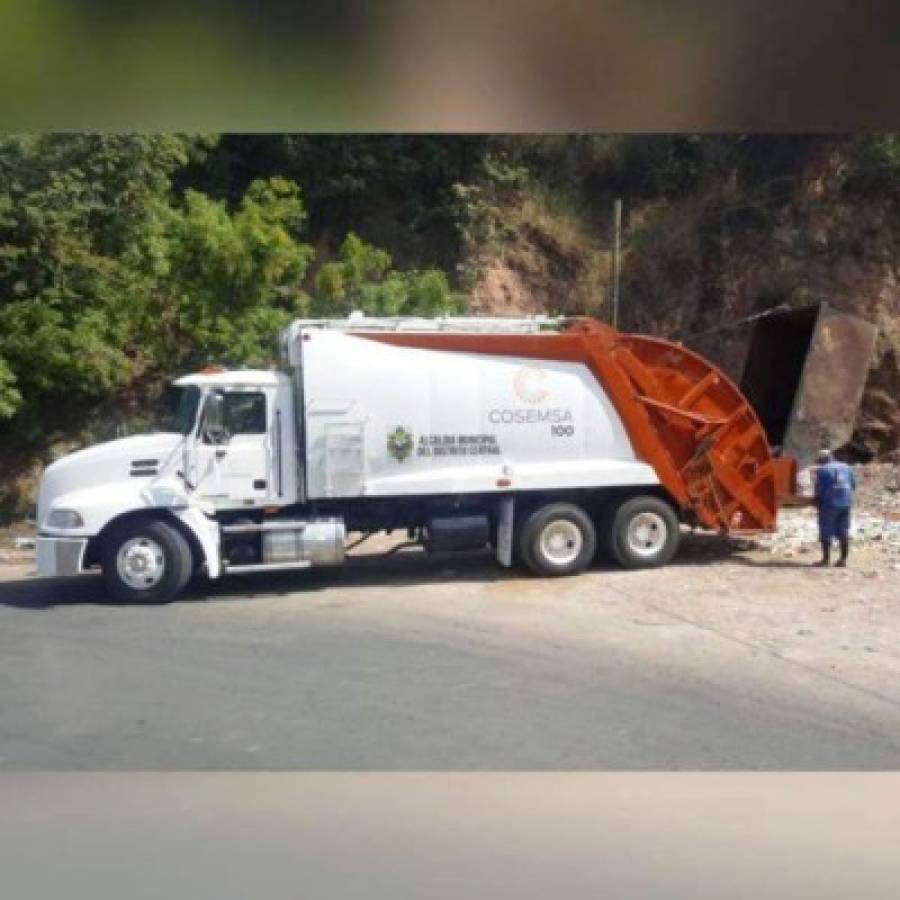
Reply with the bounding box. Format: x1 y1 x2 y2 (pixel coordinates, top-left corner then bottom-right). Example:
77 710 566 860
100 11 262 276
626 512 667 558
539 520 583 567
116 537 166 590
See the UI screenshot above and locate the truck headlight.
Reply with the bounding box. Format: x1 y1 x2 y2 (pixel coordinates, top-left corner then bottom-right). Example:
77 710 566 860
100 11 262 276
47 509 85 529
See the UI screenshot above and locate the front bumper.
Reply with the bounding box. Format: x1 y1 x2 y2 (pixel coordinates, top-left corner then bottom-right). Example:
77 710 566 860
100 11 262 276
36 535 90 577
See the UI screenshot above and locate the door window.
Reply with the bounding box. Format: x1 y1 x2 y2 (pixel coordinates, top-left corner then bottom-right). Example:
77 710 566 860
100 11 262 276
223 392 267 434
202 391 267 442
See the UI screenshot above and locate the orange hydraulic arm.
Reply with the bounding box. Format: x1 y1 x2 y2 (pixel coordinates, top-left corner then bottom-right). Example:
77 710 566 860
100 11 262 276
361 318 794 533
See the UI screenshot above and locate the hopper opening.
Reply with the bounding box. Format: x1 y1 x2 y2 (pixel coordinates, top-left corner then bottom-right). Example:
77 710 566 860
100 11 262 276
740 305 820 448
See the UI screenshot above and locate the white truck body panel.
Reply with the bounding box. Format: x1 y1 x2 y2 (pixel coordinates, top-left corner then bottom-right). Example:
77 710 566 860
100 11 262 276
298 329 659 498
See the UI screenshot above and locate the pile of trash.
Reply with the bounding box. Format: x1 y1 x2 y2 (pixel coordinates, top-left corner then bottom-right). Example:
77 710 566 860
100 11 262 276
756 463 900 562
758 508 900 558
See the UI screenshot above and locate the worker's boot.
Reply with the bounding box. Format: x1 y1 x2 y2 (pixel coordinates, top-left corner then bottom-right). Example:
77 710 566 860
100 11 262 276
836 538 849 567
815 541 831 566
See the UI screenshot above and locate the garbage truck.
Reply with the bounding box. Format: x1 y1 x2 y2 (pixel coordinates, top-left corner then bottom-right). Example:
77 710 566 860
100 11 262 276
36 314 797 601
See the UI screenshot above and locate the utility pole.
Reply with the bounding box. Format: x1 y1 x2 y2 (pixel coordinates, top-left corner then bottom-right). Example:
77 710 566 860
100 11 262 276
611 197 622 329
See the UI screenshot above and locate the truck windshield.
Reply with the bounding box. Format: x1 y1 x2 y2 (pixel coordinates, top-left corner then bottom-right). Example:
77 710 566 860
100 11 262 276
163 385 202 435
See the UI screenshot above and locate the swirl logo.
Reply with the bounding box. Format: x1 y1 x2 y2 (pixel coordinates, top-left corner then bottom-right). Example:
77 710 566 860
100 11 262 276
513 365 550 405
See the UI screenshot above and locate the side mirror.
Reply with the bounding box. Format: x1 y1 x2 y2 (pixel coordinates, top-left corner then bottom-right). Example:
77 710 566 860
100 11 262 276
201 392 231 447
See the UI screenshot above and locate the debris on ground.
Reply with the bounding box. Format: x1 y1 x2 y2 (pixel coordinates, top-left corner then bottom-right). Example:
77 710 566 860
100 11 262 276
751 463 900 563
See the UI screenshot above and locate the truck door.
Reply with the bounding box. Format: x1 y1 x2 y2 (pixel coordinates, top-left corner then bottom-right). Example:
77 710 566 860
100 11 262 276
193 388 274 508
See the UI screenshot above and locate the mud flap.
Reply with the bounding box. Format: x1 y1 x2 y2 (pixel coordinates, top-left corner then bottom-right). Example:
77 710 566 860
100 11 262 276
496 496 514 567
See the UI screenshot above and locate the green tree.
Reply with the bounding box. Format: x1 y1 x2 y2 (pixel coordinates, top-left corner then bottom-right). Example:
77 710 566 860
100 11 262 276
0 134 193 426
149 176 314 369
183 135 492 271
0 136 318 433
314 231 462 317
0 356 20 419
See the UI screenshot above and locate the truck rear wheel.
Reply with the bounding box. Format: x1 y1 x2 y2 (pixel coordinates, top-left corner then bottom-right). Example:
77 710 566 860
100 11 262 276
101 519 193 603
517 502 597 576
608 496 679 569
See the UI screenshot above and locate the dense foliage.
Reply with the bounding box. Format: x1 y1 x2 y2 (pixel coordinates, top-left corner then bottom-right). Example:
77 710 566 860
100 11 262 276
0 134 464 439
0 132 896 454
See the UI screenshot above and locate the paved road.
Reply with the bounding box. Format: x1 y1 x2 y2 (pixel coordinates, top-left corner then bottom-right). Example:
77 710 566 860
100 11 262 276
2 546 899 769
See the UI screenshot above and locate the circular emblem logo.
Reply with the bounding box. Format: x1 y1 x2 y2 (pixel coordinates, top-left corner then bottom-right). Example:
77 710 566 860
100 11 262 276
513 365 550 404
387 426 414 462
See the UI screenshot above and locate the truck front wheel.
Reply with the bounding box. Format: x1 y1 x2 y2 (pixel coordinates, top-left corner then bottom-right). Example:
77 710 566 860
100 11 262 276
517 502 597 576
101 519 193 603
608 496 679 569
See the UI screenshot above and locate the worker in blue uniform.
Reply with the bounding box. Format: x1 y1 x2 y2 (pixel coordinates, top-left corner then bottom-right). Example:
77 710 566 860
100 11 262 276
813 448 856 567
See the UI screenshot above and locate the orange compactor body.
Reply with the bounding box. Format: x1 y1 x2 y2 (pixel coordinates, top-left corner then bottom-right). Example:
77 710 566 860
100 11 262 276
368 317 797 534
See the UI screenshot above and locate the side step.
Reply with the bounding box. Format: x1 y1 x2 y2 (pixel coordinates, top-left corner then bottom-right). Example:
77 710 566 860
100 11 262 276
223 560 312 574
221 521 307 534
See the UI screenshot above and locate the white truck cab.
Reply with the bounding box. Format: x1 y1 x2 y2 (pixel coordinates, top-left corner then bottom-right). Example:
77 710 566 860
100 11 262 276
37 368 302 597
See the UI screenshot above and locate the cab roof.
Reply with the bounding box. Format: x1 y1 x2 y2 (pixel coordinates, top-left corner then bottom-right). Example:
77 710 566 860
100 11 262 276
173 369 285 388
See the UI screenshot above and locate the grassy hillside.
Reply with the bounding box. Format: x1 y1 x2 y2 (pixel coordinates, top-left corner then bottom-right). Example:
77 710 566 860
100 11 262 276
459 136 900 462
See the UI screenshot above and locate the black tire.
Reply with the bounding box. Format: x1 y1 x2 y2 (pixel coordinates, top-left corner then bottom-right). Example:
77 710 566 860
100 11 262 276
101 518 194 603
516 502 597 577
608 495 679 569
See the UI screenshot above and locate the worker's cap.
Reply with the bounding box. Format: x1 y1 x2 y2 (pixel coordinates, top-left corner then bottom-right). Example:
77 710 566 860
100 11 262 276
816 448 833 464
